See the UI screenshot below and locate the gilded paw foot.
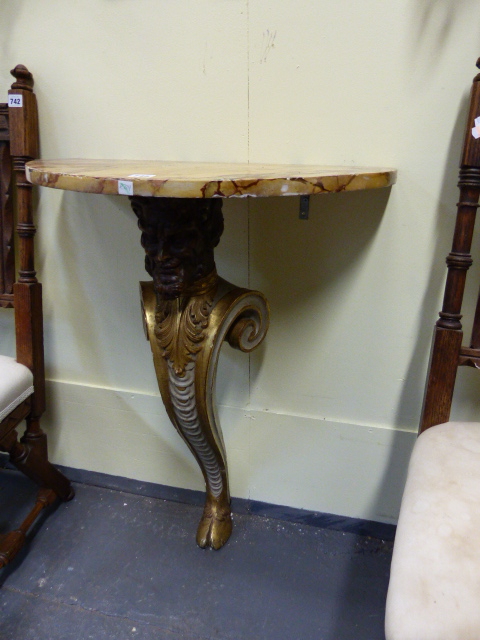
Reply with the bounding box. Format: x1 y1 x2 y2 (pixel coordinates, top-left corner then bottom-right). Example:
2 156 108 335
196 498 232 550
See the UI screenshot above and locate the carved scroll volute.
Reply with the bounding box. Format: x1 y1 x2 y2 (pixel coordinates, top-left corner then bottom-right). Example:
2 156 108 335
196 283 270 447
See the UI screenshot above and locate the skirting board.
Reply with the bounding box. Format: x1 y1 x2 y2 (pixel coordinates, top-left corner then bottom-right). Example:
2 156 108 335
41 379 416 529
56 464 396 541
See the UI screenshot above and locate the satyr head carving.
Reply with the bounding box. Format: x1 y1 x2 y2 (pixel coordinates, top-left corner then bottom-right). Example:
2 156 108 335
131 197 224 299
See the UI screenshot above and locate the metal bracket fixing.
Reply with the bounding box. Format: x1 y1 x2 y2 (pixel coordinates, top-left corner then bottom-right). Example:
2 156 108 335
299 195 310 220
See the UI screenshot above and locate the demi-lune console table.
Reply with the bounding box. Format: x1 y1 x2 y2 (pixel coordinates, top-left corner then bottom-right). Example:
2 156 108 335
26 159 396 549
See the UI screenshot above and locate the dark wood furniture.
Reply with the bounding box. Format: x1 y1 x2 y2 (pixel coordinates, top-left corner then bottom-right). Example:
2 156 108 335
385 59 480 639
420 59 480 434
0 65 73 568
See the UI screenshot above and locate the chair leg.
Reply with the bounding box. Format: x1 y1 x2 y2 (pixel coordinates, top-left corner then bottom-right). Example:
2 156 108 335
0 488 57 568
3 420 74 501
419 326 463 433
0 420 73 568
20 416 51 466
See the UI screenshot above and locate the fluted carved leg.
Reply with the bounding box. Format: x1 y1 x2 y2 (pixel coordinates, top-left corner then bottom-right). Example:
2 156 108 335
132 197 269 549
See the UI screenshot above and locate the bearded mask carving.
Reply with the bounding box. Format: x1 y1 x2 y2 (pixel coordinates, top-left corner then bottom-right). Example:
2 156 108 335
131 197 224 299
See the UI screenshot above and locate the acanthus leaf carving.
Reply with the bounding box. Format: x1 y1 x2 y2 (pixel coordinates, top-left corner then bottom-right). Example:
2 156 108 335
155 287 216 377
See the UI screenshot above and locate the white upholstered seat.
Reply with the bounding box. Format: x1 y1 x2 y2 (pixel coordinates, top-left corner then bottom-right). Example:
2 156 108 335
0 354 34 423
385 421 480 640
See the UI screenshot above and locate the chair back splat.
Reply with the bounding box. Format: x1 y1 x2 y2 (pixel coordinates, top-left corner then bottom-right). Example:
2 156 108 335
0 65 73 569
421 57 480 433
0 102 14 305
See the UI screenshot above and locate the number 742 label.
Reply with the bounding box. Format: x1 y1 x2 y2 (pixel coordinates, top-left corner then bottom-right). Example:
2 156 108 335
8 94 23 108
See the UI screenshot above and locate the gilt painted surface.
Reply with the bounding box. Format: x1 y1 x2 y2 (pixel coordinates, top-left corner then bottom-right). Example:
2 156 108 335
26 159 396 198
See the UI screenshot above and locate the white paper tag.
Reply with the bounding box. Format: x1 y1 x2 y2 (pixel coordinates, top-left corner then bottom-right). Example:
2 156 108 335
118 180 134 196
472 116 480 139
8 94 23 108
128 174 156 178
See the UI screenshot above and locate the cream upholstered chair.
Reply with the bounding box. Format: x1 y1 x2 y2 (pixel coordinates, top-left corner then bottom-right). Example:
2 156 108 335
385 59 480 640
0 65 73 567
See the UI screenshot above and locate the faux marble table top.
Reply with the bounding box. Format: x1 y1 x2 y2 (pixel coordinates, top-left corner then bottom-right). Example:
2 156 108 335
26 159 396 198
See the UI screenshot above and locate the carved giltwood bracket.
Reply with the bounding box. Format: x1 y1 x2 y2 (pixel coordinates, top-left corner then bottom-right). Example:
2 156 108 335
132 196 269 549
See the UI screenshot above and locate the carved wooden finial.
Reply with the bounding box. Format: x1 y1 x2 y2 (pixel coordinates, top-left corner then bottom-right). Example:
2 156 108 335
10 65 34 91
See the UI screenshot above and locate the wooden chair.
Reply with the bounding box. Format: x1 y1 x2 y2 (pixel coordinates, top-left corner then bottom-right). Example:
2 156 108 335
0 65 73 568
385 59 480 640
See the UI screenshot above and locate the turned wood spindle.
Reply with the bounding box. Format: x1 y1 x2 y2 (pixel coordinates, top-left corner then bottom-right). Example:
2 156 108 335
420 59 480 432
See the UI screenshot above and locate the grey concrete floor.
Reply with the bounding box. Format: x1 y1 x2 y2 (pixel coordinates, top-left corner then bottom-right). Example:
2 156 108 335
0 470 392 640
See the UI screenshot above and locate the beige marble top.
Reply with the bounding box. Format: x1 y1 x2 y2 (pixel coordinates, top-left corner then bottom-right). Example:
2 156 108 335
26 159 396 198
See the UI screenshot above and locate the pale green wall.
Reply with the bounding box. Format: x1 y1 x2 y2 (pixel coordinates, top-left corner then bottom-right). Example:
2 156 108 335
2 0 480 524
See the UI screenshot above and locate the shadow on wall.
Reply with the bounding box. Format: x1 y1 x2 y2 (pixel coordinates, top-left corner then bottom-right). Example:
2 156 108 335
393 94 472 434
247 186 392 400
249 187 391 312
410 0 480 69
330 36 480 639
43 191 109 384
328 95 474 640
41 190 153 388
